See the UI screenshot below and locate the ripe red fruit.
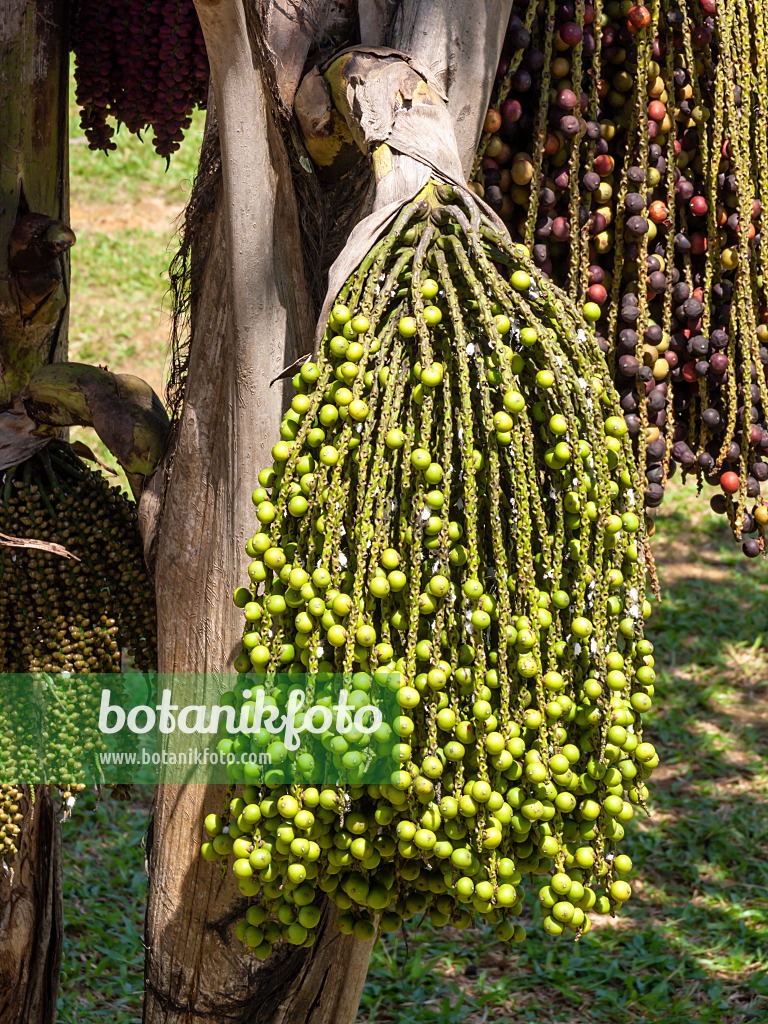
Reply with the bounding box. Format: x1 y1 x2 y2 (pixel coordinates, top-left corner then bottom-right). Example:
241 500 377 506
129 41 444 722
682 362 698 383
483 109 502 133
510 69 532 92
628 5 651 28
554 169 569 190
559 21 583 46
552 217 570 241
560 115 581 137
501 98 522 123
689 196 708 217
557 88 578 111
587 284 607 304
594 154 613 176
648 100 666 122
720 472 740 494
700 0 716 12
649 201 668 223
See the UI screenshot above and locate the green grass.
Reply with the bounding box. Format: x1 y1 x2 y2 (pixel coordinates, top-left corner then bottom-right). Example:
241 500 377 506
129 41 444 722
58 790 152 1022
68 86 204 384
59 82 768 1024
66 83 205 490
55 91 201 1022
68 229 174 372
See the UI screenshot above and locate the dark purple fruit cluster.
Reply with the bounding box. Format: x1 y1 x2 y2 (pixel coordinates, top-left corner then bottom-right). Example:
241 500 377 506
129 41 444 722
472 0 768 556
71 0 208 158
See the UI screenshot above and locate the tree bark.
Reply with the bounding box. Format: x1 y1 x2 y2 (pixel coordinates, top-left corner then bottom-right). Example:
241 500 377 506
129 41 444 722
358 0 400 45
0 0 71 403
142 3 377 1022
389 0 514 176
0 790 63 1024
257 0 333 111
0 2 70 1020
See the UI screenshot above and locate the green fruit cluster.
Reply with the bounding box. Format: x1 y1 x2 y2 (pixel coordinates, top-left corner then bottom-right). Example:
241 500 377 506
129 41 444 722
205 183 659 952
0 444 157 856
0 784 23 860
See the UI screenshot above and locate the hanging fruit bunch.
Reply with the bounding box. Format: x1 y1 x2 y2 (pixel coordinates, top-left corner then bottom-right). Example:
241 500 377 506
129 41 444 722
472 0 768 556
70 0 209 157
203 178 660 953
0 784 23 859
0 443 157 859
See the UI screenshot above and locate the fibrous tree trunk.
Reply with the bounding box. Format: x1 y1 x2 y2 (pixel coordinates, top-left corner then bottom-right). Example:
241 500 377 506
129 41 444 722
0 791 62 1024
0 0 71 401
141 3 511 1022
141 1 376 1020
0 1 71 1020
390 0 514 176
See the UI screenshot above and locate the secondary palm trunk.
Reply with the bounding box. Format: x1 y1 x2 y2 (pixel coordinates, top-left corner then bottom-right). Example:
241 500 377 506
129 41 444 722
141 2 373 1020
0 1 71 1020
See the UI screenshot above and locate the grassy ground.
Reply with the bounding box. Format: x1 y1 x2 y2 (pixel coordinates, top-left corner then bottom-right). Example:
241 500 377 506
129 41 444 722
68 103 204 397
59 100 768 1023
66 98 205 489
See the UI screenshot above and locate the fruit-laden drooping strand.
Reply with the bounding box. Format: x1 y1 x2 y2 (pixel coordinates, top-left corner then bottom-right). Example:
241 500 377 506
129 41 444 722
70 0 208 157
0 784 23 860
0 444 157 859
203 182 660 953
472 0 768 556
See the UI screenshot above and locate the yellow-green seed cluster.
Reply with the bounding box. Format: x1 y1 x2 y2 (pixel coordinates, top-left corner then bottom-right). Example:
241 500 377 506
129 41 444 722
205 185 659 953
0 784 23 859
0 444 157 856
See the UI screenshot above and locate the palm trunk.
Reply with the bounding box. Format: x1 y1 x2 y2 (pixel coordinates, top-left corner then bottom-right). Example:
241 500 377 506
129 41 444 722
0 1 71 1020
0 0 70 400
0 791 63 1024
141 2 374 1019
